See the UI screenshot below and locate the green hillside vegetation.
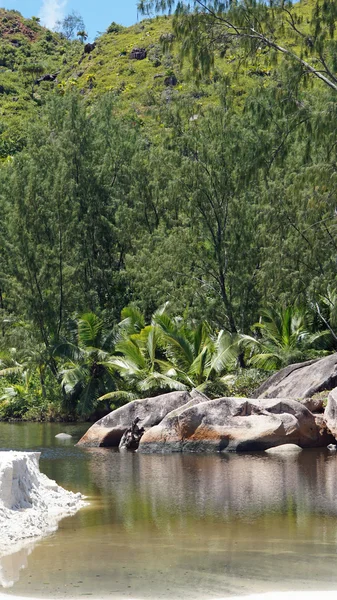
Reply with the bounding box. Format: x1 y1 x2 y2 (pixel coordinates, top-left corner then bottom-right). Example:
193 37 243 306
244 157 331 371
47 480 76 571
1 2 337 421
0 2 318 157
0 8 249 156
0 9 83 157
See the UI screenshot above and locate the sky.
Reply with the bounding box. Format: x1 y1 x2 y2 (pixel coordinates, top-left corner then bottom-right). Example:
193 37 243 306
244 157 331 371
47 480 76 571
0 0 143 39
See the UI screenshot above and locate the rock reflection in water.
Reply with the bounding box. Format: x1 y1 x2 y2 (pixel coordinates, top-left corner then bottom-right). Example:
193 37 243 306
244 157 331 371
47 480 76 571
86 449 337 523
2 432 337 598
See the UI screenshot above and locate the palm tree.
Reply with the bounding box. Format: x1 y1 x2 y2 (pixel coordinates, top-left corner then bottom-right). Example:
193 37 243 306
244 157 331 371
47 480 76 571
0 329 55 397
0 342 53 419
77 30 88 43
0 349 23 378
153 311 241 391
102 321 186 403
55 313 116 417
247 305 330 371
99 304 246 405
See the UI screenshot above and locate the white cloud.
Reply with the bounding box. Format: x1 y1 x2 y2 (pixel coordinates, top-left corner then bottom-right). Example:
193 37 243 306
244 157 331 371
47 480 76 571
39 0 68 30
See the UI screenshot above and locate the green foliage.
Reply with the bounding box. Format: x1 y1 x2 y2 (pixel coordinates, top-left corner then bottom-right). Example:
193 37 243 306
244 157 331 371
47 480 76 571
0 9 82 159
0 355 61 421
1 5 337 421
217 369 267 398
248 306 331 370
138 0 337 92
55 313 116 418
107 22 125 34
56 11 85 40
0 378 57 421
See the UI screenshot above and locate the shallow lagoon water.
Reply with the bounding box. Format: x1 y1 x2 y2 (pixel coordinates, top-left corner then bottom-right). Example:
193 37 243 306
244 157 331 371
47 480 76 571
1 422 337 598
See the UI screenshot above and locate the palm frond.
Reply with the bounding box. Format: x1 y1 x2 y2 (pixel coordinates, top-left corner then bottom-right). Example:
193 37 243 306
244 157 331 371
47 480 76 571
119 305 145 334
209 331 239 375
78 313 103 347
193 322 210 357
53 341 85 362
108 356 142 376
188 346 210 383
77 378 99 417
155 315 194 369
139 372 187 392
0 365 23 377
98 390 137 403
146 325 160 367
151 301 170 321
61 365 88 394
249 351 282 371
115 339 147 370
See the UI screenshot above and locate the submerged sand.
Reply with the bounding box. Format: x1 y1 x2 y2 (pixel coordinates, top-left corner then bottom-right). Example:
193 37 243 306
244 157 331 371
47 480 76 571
0 591 337 599
0 452 86 587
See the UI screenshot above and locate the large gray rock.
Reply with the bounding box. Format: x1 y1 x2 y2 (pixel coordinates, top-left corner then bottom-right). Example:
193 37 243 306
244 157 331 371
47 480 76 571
299 396 326 413
138 397 332 453
55 433 72 440
265 444 302 455
253 353 337 399
77 390 208 447
324 388 337 439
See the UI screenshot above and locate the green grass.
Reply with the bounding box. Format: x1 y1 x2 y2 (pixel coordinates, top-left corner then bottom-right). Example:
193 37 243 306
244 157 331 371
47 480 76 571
0 1 324 157
0 9 82 156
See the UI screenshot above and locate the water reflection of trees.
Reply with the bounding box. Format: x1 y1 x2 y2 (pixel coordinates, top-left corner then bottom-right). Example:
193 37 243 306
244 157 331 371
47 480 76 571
0 422 89 452
2 443 337 596
85 449 337 533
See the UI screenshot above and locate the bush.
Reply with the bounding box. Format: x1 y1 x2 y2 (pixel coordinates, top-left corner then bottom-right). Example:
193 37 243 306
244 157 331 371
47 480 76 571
222 369 267 398
0 372 63 421
107 22 124 34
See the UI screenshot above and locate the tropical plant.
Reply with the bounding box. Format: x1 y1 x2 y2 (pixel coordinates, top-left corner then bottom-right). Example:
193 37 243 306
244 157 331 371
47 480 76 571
314 286 337 345
0 349 23 378
105 316 186 400
0 384 29 419
103 305 242 399
246 305 330 371
77 30 88 43
55 313 116 417
154 311 240 390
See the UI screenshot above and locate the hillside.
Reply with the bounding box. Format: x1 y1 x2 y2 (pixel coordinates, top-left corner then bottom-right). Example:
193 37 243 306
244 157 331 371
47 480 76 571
0 9 81 157
0 6 282 158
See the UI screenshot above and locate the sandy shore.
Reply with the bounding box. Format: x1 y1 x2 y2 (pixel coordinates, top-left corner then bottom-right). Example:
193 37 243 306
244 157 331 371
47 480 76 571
0 452 86 560
1 592 337 600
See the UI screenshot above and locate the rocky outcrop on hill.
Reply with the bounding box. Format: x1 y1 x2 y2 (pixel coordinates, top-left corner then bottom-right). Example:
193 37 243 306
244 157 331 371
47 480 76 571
129 47 147 60
84 42 96 54
138 397 333 453
253 353 337 399
77 390 209 447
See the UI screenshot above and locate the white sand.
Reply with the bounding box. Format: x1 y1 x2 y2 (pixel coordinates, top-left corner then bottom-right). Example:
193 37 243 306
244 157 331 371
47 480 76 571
0 451 86 587
1 592 337 600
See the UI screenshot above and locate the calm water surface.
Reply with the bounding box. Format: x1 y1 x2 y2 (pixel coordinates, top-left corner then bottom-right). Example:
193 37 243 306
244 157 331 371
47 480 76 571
1 422 337 598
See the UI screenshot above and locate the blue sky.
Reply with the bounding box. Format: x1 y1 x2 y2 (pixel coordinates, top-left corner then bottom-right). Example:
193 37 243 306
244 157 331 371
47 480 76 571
0 0 142 39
